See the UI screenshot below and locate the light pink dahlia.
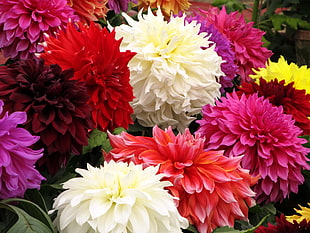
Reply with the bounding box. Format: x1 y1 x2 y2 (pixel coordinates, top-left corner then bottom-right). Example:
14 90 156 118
105 126 258 233
0 0 77 60
196 92 310 204
0 100 44 199
197 7 272 82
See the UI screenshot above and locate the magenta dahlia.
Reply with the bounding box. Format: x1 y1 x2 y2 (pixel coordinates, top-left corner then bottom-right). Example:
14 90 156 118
237 78 310 135
196 7 272 82
0 59 93 175
0 100 44 199
0 0 77 60
196 92 310 204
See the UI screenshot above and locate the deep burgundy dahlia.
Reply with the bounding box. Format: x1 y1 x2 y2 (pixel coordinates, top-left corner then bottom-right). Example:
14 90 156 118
255 214 310 233
0 59 93 174
237 78 310 135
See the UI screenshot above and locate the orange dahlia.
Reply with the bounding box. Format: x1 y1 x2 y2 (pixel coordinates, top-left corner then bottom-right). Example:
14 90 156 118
67 0 109 24
40 21 136 132
105 126 258 233
137 0 191 17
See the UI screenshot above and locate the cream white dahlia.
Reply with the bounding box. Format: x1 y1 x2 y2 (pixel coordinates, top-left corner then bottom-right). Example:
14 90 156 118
52 161 188 233
114 8 224 131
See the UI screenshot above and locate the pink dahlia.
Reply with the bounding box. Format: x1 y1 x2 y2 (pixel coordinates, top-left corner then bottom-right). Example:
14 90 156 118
105 126 258 233
68 0 109 24
0 0 77 60
40 21 136 132
0 59 93 175
196 7 272 82
196 92 310 204
0 100 44 199
237 78 310 135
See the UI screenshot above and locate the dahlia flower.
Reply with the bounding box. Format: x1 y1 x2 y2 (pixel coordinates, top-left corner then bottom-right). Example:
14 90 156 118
255 214 310 233
197 7 272 82
250 56 310 94
114 8 224 131
68 0 109 24
0 100 44 199
105 126 258 233
40 21 136 132
196 92 310 204
108 0 137 13
286 203 310 224
137 0 190 17
186 15 238 91
0 0 77 60
238 78 310 135
0 59 92 175
52 161 188 233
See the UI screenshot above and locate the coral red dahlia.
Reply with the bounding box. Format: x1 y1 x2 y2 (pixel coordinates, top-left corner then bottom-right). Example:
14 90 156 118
40 21 136 132
105 126 258 233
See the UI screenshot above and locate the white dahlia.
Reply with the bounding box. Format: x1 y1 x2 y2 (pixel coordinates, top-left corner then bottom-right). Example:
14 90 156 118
52 161 188 233
114 8 224 131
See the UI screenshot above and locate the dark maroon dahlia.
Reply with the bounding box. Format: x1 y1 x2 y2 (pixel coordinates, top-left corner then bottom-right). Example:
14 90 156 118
255 214 310 233
237 78 310 135
0 59 93 174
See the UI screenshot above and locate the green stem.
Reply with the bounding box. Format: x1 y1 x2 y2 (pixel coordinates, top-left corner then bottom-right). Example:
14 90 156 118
252 0 260 26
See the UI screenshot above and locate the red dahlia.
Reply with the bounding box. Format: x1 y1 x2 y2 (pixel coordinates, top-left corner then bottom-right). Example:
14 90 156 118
40 21 136 132
0 59 93 174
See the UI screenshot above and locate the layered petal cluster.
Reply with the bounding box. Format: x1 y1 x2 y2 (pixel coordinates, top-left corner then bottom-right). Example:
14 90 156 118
0 0 77 60
0 59 92 175
52 161 188 233
250 56 310 94
186 15 238 91
255 214 310 233
237 78 310 135
0 100 44 199
105 126 258 233
40 21 136 132
68 0 109 24
108 0 137 13
137 0 190 17
114 8 224 131
197 7 272 82
286 203 310 224
196 92 310 203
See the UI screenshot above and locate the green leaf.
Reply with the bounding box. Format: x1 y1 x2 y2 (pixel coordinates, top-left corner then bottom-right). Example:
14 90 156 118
1 198 57 233
0 202 54 233
82 128 112 154
185 224 199 233
212 226 241 232
24 189 48 213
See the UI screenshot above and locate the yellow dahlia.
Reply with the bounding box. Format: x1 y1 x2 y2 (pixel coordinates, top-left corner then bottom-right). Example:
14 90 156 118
250 56 310 94
286 203 310 224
